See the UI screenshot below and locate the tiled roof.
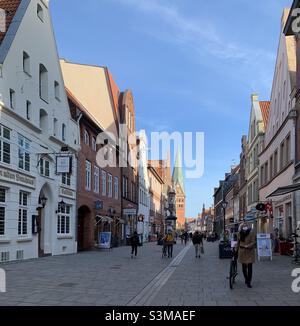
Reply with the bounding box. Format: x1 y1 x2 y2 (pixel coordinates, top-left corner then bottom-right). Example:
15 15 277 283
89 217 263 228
0 0 21 43
259 101 270 129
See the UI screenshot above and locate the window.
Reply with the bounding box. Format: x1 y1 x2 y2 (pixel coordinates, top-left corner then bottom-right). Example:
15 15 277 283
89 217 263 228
264 162 268 185
280 141 285 170
39 109 48 130
62 173 71 186
114 177 119 200
10 89 16 109
286 135 291 164
18 135 30 172
108 174 113 197
37 3 44 21
84 130 89 145
92 137 96 151
122 176 126 197
18 192 28 236
274 150 278 175
26 101 31 120
94 166 99 193
53 118 58 136
102 170 107 196
270 155 273 180
23 52 30 75
0 188 6 236
54 81 60 100
0 125 11 164
57 204 71 235
62 124 66 141
40 158 50 177
85 161 91 191
39 64 48 101
260 165 264 186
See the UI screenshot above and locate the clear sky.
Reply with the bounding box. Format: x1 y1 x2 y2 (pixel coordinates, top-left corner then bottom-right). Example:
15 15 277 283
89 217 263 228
51 0 292 217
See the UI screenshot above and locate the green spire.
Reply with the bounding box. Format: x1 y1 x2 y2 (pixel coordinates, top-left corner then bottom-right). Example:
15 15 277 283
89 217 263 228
172 150 185 193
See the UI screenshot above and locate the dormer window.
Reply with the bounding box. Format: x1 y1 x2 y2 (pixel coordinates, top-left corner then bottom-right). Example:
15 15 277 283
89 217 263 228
23 52 30 75
37 4 44 22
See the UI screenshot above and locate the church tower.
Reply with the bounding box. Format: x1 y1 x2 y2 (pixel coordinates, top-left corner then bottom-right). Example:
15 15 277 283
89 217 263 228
172 150 186 230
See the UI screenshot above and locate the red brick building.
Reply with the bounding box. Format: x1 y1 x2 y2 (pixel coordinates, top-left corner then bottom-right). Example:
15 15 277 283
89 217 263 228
119 90 139 242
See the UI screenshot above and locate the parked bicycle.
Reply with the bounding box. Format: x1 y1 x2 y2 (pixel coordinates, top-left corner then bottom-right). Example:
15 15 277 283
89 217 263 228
290 233 300 265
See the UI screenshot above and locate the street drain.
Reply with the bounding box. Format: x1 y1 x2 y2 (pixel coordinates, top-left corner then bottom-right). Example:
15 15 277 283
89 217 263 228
58 283 77 287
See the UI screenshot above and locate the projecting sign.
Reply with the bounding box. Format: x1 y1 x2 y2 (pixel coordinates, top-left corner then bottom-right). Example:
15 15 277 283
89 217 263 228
56 156 72 174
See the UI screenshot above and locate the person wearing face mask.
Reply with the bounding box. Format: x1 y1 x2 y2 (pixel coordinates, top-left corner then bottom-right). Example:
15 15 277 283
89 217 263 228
237 222 256 288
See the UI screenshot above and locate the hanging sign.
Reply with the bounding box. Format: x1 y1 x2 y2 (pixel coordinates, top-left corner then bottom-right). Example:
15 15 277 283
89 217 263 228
56 156 72 174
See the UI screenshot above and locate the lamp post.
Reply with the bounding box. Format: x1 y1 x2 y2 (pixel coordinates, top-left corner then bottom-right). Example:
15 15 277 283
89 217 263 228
221 200 228 240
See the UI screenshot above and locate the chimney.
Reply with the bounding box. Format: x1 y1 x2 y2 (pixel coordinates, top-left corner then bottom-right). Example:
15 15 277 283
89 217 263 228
251 93 259 103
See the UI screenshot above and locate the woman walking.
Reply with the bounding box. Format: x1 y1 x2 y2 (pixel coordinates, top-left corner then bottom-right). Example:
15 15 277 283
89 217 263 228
237 222 256 288
164 230 175 258
130 231 140 258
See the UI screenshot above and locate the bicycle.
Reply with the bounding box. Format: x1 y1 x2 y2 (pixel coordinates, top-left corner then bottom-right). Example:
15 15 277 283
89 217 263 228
228 246 238 289
290 233 300 265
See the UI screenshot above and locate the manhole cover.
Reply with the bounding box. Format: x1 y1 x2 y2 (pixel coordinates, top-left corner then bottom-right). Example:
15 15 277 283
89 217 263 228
58 283 77 287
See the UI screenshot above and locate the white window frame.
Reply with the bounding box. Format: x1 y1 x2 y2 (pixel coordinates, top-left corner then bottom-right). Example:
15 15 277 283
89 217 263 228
62 173 71 187
84 130 90 145
10 89 16 109
102 170 107 196
26 100 31 120
108 174 113 198
18 134 30 172
37 4 44 22
0 125 11 165
18 191 28 236
57 204 71 235
0 187 6 236
114 177 119 200
92 137 97 151
94 166 100 193
40 158 50 177
85 160 91 191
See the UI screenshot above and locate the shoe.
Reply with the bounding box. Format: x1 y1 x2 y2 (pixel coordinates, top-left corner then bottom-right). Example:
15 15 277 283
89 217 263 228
247 283 252 288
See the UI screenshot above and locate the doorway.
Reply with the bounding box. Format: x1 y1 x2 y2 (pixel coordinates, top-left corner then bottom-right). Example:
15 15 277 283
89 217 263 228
77 206 92 251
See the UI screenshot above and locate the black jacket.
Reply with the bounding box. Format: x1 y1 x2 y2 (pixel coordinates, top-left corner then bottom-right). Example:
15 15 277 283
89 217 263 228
130 235 140 246
192 234 203 245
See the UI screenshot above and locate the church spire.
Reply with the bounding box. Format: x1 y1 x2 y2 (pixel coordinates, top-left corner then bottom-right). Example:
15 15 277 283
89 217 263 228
172 149 185 193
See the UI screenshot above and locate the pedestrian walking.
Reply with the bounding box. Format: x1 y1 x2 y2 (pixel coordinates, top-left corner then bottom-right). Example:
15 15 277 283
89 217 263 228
237 222 256 288
163 230 175 258
184 231 189 245
130 231 140 258
192 231 203 258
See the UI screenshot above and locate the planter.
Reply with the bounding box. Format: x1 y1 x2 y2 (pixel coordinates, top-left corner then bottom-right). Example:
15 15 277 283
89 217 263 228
219 242 233 259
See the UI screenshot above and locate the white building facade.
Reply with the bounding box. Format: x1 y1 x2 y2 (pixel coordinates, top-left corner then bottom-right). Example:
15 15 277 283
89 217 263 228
259 11 297 238
137 130 150 243
0 0 79 262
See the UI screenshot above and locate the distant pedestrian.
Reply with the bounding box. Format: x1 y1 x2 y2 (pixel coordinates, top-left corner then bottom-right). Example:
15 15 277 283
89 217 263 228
130 231 140 258
163 230 175 258
184 232 189 245
237 222 256 288
192 231 203 258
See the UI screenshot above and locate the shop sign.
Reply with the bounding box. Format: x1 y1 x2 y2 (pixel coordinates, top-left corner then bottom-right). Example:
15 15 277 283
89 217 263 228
60 187 75 199
257 233 272 261
0 167 35 189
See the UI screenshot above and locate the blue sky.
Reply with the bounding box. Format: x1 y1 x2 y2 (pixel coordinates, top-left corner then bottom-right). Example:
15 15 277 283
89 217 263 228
51 0 292 217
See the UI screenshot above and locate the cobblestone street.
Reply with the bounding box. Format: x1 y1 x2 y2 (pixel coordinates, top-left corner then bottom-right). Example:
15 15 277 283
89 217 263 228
0 241 299 306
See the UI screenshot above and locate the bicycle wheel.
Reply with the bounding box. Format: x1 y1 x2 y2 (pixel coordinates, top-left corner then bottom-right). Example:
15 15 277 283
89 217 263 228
229 261 236 289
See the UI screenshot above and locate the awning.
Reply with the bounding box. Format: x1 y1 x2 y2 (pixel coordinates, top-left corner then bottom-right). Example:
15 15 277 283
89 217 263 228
95 216 113 224
266 183 300 198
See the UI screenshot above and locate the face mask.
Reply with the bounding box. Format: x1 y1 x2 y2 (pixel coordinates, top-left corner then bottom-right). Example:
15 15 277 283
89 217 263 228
242 226 249 231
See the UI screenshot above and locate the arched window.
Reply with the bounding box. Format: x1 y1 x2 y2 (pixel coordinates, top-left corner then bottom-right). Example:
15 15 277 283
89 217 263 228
39 64 48 102
62 124 66 141
39 109 48 131
37 4 44 22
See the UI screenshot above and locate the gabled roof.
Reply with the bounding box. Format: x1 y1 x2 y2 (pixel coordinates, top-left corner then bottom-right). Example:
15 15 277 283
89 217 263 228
0 0 21 44
259 101 270 129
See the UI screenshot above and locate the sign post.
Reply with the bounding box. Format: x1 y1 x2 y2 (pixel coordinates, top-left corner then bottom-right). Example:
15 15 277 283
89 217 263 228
257 233 272 261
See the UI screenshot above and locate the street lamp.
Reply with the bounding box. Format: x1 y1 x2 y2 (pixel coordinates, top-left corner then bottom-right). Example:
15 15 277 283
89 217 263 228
221 200 228 240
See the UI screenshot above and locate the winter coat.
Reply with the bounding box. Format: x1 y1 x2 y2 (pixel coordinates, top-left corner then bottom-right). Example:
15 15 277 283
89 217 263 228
238 230 256 264
130 235 140 246
192 234 203 245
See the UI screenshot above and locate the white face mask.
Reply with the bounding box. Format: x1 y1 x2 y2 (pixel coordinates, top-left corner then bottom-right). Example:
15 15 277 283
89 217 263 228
242 226 249 231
